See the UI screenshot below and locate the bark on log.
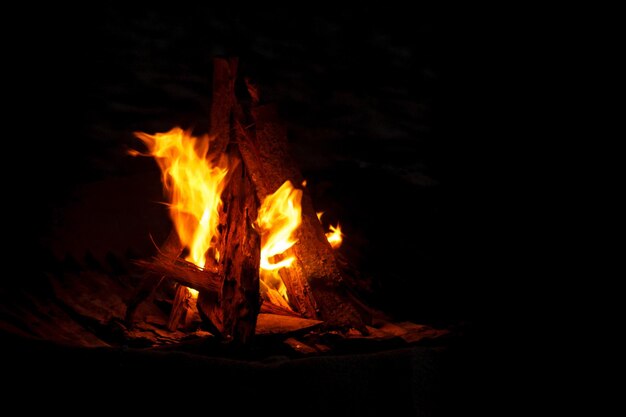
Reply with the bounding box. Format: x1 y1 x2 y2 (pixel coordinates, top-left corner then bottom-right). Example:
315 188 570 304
209 57 238 155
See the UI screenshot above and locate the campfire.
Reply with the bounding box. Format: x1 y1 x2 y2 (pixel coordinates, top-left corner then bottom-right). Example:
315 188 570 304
1 57 448 354
125 58 366 345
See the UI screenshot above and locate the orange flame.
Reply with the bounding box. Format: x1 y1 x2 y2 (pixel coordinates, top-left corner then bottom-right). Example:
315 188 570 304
325 224 343 249
317 212 344 249
134 128 229 297
256 180 303 306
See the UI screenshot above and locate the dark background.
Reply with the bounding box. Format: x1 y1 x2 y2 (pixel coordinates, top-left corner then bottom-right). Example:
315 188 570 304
11 5 492 326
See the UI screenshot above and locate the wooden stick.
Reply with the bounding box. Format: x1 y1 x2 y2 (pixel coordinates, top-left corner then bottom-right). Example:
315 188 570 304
134 258 221 294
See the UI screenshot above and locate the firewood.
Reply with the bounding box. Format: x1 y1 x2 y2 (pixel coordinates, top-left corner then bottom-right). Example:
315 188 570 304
166 285 191 331
260 300 302 317
134 257 221 294
255 314 322 335
209 57 238 155
236 100 366 331
196 149 261 345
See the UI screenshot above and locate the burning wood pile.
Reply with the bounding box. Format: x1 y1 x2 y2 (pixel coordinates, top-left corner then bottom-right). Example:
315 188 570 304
0 57 449 353
126 58 367 345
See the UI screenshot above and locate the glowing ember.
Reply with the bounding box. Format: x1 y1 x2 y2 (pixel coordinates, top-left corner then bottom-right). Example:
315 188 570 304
133 127 229 297
256 180 303 307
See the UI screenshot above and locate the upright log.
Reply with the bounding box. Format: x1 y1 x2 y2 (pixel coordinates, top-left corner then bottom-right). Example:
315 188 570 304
209 57 238 155
211 149 261 344
199 57 262 344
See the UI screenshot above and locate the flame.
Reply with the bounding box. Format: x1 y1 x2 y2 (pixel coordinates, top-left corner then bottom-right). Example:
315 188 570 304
257 181 303 270
256 181 303 307
133 125 340 309
325 224 343 249
134 127 229 298
316 212 344 249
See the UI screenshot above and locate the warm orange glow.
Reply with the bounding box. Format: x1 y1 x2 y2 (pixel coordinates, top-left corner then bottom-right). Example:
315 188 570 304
325 224 343 249
256 180 303 307
134 127 229 298
257 180 303 271
317 212 344 249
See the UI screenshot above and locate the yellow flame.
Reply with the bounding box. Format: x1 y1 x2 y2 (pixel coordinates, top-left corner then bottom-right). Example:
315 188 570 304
325 224 343 249
134 127 229 298
256 181 303 306
257 181 303 270
316 211 344 249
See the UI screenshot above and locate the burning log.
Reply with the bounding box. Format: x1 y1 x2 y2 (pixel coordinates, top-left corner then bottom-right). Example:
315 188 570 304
236 78 366 330
129 254 218 331
134 156 260 342
132 158 261 344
